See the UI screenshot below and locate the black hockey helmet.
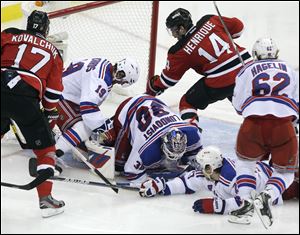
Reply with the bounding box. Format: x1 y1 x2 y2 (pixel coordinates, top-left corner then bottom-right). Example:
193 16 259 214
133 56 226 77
27 10 50 37
166 8 193 30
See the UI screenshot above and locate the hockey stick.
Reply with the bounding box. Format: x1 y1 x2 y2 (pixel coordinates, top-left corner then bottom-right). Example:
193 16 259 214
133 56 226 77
213 1 245 66
28 158 135 191
9 119 29 149
45 176 137 191
61 140 119 194
1 167 53 190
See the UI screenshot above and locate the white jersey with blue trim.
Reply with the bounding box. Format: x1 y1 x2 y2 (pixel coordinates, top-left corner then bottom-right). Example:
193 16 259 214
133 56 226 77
232 59 299 119
116 95 202 182
61 58 113 130
163 158 282 214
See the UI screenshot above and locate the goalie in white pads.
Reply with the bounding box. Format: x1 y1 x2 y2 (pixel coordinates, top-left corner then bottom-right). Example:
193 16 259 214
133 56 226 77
139 146 299 224
53 57 139 163
98 94 203 186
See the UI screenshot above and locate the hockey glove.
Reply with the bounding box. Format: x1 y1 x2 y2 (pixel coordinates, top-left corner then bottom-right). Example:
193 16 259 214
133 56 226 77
44 108 59 122
44 108 59 129
145 75 165 96
92 118 115 146
139 177 166 197
193 198 214 214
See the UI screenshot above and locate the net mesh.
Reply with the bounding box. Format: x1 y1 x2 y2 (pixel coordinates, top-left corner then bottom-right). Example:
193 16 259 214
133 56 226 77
49 1 156 99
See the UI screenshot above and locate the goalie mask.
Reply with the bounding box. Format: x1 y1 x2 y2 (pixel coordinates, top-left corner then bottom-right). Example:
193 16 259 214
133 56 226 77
114 57 140 87
161 128 187 161
196 146 223 180
252 37 279 60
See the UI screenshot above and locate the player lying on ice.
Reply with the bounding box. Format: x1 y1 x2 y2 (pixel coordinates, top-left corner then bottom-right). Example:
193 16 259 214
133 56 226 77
138 145 299 224
95 94 203 186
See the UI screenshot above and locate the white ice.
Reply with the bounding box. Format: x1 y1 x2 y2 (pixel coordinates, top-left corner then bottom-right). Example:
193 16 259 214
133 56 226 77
1 1 299 234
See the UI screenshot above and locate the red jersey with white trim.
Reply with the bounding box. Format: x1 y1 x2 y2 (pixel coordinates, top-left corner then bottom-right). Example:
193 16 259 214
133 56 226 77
1 28 63 111
155 15 252 90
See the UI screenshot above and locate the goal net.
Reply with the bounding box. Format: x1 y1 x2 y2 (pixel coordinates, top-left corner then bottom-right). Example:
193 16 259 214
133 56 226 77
47 1 159 100
2 1 159 142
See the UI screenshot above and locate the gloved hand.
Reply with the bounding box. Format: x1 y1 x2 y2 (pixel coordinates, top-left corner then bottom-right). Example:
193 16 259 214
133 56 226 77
145 75 165 96
92 118 115 146
43 108 59 129
192 198 214 214
139 177 166 197
188 116 203 133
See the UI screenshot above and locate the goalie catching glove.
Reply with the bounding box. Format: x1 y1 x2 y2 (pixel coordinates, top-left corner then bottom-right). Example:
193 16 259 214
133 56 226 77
139 177 166 197
145 75 165 96
91 118 116 146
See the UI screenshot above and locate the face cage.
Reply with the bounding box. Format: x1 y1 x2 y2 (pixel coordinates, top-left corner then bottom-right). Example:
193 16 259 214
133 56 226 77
162 138 187 161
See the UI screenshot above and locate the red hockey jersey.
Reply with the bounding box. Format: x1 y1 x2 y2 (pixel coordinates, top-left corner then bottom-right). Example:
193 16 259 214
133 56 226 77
1 28 63 111
155 15 252 90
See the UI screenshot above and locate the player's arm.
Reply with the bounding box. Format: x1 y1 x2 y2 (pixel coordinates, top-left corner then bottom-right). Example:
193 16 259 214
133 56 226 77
220 16 244 39
193 196 244 215
139 170 205 197
146 52 188 96
41 51 63 128
42 53 63 112
79 77 110 131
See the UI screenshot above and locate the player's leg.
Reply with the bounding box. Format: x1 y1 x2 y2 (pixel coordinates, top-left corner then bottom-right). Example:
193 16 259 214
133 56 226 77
262 118 298 201
1 117 10 139
254 118 298 225
180 78 235 120
4 81 65 218
282 168 299 200
229 118 266 224
235 118 266 199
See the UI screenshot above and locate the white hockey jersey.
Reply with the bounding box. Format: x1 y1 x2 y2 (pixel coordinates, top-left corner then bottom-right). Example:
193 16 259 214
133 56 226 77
115 95 202 183
163 158 283 215
232 59 299 119
61 58 113 131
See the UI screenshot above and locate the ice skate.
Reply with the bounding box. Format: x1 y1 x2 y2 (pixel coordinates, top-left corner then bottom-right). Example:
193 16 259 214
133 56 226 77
39 195 65 218
253 191 273 229
228 200 254 225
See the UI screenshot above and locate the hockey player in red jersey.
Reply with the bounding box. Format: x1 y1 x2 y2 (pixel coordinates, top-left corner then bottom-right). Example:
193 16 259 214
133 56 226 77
146 8 252 122
1 10 64 218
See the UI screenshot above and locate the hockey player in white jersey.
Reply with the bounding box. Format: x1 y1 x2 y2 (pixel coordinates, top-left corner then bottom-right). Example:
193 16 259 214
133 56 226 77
98 94 202 186
229 38 299 228
54 57 139 158
139 146 299 223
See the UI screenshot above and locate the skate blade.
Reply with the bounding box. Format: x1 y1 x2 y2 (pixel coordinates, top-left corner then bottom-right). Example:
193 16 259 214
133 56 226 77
41 207 64 218
254 201 273 229
228 215 252 225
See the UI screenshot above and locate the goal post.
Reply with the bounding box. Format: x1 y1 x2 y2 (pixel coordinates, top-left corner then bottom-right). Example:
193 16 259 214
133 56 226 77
47 1 159 97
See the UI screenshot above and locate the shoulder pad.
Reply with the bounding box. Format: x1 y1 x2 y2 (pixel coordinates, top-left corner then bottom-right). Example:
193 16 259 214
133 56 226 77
168 15 215 54
3 27 23 35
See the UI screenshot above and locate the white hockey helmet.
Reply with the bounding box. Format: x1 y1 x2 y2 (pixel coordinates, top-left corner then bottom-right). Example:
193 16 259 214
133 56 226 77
196 145 223 179
252 37 279 60
115 57 140 87
161 128 187 161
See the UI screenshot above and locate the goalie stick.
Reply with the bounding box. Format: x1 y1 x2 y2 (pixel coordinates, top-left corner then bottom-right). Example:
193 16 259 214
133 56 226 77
28 158 137 191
